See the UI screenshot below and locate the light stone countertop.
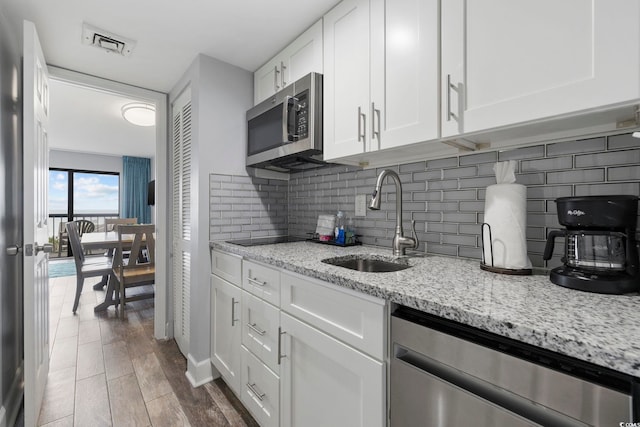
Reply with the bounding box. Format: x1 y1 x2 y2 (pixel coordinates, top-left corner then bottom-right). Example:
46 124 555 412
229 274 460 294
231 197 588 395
210 240 640 378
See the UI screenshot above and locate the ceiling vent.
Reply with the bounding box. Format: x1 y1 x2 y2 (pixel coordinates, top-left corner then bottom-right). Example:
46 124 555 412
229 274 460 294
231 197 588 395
81 23 136 57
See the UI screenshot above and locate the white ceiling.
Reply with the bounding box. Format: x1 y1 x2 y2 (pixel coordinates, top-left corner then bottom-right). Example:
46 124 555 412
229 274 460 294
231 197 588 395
49 79 156 158
1 0 339 92
2 0 338 158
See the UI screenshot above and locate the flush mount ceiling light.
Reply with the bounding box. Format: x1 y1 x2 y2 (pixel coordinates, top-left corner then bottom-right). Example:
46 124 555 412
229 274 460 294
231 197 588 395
121 103 155 127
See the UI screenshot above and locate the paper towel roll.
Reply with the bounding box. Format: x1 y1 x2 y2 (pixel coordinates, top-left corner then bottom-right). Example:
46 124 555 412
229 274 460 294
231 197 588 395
482 183 532 270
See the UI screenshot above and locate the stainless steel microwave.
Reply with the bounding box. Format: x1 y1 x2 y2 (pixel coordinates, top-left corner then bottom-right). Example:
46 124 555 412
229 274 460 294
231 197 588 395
246 72 323 171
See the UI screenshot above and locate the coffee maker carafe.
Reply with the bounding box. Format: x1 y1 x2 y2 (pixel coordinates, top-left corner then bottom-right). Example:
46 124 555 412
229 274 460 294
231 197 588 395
543 195 640 294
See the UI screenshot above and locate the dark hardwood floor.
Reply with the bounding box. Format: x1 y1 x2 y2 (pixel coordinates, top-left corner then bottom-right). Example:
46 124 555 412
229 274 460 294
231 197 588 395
40 274 259 427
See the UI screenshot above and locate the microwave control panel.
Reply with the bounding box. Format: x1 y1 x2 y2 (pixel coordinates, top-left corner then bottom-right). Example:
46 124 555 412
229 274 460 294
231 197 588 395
293 91 308 141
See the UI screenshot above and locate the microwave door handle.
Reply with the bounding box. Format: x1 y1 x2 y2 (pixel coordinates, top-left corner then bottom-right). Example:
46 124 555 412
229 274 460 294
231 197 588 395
282 96 290 142
282 96 299 142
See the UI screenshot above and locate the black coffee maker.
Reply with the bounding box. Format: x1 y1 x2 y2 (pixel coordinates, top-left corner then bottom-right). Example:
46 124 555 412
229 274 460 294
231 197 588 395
543 195 640 294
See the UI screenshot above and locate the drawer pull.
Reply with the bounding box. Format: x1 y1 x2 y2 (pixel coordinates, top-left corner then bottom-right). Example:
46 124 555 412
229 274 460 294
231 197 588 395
247 382 266 401
231 297 239 326
247 277 267 286
278 327 286 365
247 322 266 336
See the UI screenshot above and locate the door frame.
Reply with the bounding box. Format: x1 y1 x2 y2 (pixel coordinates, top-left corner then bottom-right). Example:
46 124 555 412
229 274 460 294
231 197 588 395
48 66 170 339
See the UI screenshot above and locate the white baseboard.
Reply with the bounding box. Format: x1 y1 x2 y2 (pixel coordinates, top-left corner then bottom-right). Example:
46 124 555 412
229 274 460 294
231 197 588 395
185 353 214 387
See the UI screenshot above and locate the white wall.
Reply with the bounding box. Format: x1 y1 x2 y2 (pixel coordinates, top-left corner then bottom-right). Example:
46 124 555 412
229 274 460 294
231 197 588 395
170 54 253 385
50 149 122 173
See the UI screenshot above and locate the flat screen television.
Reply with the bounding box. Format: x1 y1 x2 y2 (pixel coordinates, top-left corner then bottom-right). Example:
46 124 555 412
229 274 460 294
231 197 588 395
147 180 155 206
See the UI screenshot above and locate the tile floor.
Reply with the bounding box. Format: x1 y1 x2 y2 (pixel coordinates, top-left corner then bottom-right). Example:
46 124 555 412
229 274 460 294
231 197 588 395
40 274 258 426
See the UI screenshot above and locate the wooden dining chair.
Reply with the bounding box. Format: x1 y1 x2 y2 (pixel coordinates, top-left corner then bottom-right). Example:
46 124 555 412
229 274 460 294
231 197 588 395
66 221 113 314
105 217 137 231
103 217 138 259
112 224 155 319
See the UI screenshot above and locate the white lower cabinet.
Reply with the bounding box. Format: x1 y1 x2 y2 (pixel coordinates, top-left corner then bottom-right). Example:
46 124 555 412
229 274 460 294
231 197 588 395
210 274 242 394
279 312 385 427
241 345 280 427
212 249 385 427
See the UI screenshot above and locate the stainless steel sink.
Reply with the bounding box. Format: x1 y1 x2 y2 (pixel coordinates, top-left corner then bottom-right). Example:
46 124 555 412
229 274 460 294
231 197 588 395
321 255 411 273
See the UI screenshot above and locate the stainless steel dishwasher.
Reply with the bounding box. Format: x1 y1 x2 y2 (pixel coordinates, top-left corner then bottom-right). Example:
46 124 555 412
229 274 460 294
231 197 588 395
391 306 639 427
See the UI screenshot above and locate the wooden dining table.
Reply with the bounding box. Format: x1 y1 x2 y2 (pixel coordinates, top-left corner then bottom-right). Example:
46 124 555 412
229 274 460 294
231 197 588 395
81 231 129 251
81 230 153 312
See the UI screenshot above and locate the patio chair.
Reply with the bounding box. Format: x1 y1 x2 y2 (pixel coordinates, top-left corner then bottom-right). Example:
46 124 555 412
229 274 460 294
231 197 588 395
76 219 95 235
112 224 155 319
66 221 113 314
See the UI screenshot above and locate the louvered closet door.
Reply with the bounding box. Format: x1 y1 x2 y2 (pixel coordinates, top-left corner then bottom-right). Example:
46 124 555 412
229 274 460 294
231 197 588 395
171 88 192 356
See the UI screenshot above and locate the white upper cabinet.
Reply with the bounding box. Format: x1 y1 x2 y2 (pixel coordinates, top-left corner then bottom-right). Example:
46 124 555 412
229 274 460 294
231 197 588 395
323 0 439 161
323 0 371 159
441 0 640 138
254 20 323 104
370 0 439 150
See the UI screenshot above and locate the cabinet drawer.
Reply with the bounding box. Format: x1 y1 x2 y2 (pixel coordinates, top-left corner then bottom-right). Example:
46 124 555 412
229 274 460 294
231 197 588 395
242 260 280 306
211 249 242 285
281 271 385 360
240 345 279 427
242 291 280 375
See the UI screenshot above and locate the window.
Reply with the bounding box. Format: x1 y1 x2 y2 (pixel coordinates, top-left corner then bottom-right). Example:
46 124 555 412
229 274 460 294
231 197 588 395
72 172 119 216
49 169 120 216
48 169 120 245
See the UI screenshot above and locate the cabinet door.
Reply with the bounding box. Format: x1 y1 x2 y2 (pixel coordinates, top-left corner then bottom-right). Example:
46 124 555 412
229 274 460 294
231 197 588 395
254 58 282 104
242 291 280 374
323 0 371 160
370 0 439 150
211 275 242 394
442 0 640 137
280 313 385 427
282 19 323 87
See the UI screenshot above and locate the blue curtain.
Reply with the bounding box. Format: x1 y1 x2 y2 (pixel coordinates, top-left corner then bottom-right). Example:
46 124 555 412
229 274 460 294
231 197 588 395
123 156 151 224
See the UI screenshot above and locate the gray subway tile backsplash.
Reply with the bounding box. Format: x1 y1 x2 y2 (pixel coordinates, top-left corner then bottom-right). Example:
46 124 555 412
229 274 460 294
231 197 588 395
210 132 640 269
575 149 640 168
546 137 606 156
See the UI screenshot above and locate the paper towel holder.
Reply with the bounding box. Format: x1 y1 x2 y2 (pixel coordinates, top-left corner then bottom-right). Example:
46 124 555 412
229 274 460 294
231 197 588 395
480 223 532 275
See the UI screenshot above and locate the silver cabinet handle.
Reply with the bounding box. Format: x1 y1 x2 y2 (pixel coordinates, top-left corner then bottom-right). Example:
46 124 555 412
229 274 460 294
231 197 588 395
357 106 366 150
446 74 458 122
371 102 381 147
278 327 286 365
247 382 266 401
231 297 239 326
247 277 267 287
274 65 280 91
6 245 22 256
247 322 266 336
280 61 287 87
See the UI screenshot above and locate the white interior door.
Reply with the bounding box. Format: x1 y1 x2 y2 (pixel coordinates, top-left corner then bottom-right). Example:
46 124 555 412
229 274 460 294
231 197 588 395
171 88 192 356
22 20 51 427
